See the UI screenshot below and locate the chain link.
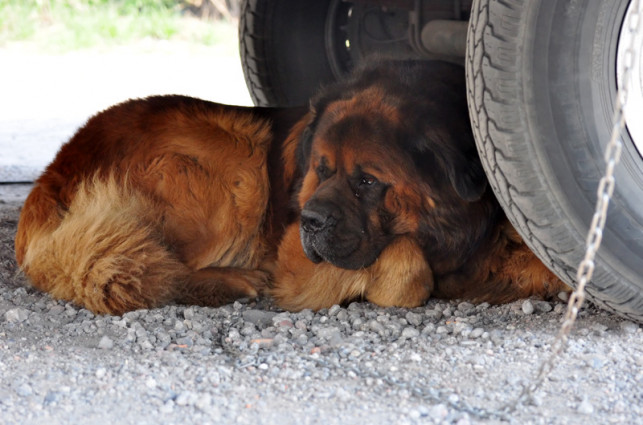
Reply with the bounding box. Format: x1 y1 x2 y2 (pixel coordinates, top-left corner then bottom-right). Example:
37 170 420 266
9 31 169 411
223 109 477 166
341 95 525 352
510 0 642 409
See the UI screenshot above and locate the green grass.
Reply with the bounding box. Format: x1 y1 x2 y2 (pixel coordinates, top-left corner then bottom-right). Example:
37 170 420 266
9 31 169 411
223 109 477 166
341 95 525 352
0 0 235 52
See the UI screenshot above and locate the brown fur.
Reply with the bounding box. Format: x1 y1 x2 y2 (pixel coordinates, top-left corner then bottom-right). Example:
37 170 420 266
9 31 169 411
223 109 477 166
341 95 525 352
15 61 569 315
15 97 303 314
270 60 570 310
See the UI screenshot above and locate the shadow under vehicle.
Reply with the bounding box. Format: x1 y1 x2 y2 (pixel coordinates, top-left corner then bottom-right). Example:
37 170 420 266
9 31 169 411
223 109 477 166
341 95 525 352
238 0 643 322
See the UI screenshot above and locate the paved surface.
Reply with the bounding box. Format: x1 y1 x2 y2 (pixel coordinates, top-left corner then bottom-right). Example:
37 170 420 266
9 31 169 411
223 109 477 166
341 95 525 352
0 40 251 181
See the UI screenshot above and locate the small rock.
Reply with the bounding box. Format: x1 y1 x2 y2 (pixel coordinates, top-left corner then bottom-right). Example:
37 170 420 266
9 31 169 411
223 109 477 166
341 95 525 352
401 327 420 339
408 410 421 420
174 321 186 332
588 356 608 370
453 322 472 335
48 305 65 315
295 334 308 346
456 416 472 425
195 393 213 412
347 302 363 311
160 400 174 414
457 302 475 313
578 399 594 414
250 338 274 349
183 307 195 320
590 323 608 333
469 328 484 339
421 323 436 335
405 312 423 326
436 326 449 334
139 339 154 350
368 320 386 335
98 336 114 349
328 305 341 316
620 321 639 334
336 310 348 321
176 336 194 347
122 311 140 322
429 404 448 420
272 313 294 328
155 331 172 348
15 383 33 397
554 303 566 313
316 326 340 340
425 310 442 322
533 300 553 313
275 319 294 329
558 291 570 302
4 308 29 323
521 300 534 315
476 302 490 311
44 391 62 405
175 391 195 406
242 309 276 327
240 324 257 336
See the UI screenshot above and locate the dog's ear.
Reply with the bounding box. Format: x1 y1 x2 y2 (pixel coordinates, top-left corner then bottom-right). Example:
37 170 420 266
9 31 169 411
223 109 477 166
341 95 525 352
296 125 314 172
295 98 324 173
412 129 487 202
296 80 357 173
442 143 487 202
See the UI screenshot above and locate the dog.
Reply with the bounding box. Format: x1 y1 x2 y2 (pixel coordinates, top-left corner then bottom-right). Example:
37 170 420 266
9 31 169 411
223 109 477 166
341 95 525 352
15 60 568 315
270 60 569 310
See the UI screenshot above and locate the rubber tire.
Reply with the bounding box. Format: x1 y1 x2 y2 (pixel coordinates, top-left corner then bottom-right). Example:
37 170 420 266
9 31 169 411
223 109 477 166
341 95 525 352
466 0 643 321
239 0 337 107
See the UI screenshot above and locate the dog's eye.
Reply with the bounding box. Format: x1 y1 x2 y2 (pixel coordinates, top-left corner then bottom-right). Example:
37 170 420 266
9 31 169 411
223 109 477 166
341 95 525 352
316 164 329 180
360 175 377 186
355 175 378 198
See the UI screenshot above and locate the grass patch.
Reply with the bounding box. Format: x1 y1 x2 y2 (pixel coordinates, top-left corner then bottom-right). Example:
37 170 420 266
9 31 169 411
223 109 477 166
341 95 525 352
0 0 235 52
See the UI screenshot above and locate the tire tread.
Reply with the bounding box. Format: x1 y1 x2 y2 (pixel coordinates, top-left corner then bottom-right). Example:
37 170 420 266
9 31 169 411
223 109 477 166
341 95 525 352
466 0 643 322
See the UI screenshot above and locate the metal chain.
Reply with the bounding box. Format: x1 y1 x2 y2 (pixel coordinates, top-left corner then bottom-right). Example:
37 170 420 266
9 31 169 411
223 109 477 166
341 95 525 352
509 0 642 409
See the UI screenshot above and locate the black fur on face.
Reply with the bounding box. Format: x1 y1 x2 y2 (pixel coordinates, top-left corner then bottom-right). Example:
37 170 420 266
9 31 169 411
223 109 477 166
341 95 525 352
296 59 494 272
299 114 398 270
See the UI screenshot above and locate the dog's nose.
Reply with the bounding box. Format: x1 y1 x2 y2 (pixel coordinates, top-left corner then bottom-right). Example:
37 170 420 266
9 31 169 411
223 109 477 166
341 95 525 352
301 205 337 233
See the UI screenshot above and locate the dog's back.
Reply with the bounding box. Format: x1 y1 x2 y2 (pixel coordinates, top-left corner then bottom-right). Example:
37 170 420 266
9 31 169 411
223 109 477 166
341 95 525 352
15 96 296 314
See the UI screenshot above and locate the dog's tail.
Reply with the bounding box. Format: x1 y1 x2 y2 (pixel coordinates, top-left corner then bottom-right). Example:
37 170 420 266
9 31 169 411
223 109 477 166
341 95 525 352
15 175 188 315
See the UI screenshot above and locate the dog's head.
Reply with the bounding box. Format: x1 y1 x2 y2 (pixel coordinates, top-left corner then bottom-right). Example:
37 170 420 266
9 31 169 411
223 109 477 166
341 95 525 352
294 60 489 270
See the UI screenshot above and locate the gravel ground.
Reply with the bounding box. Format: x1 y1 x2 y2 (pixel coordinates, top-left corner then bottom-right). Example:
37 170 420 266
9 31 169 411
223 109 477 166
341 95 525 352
1 184 642 425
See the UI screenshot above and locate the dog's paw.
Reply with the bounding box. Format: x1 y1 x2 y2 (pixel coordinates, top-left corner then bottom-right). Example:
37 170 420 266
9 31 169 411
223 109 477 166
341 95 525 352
176 267 271 307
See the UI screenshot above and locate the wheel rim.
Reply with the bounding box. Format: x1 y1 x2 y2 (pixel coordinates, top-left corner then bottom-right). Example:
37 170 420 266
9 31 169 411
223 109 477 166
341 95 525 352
617 0 643 159
324 1 414 79
325 0 355 78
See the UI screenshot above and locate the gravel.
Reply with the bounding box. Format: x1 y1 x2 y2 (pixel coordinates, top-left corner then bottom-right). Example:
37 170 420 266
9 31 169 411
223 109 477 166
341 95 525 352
1 184 643 425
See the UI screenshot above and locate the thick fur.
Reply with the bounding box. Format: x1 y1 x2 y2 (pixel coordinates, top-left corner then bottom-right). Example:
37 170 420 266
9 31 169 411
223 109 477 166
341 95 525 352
270 60 569 310
15 61 569 315
15 97 304 314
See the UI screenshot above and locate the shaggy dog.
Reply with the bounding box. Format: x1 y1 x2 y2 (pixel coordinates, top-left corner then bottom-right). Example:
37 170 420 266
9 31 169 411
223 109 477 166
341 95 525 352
15 60 567 314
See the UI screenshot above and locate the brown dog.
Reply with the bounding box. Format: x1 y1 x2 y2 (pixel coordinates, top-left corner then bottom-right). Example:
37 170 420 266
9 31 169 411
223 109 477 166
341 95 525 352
15 60 568 315
270 61 569 310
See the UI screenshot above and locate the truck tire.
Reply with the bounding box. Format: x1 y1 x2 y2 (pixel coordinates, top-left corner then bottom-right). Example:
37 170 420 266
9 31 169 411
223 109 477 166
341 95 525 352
466 0 643 321
238 0 344 106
